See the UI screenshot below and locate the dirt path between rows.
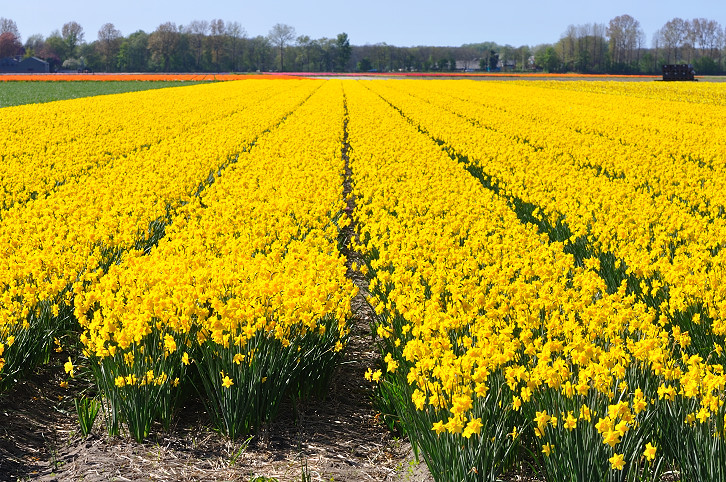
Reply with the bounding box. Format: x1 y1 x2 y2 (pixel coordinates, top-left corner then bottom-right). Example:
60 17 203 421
0 303 432 482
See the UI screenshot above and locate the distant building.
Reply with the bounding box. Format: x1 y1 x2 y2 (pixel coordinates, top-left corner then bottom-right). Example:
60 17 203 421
501 59 517 71
455 59 480 71
0 56 50 74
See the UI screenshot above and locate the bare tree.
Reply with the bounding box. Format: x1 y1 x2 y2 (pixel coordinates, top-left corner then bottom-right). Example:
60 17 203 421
226 21 246 71
97 23 122 71
0 18 20 39
0 31 22 57
690 18 722 59
61 21 84 58
268 23 295 71
0 18 21 58
560 25 577 71
148 22 179 71
652 29 663 70
209 19 225 70
185 20 208 70
660 17 687 63
607 14 643 69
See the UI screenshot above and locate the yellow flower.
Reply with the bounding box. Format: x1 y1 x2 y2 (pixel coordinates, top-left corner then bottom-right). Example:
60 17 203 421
580 404 592 422
412 389 427 410
445 415 464 434
542 443 553 456
462 418 483 438
564 411 577 430
535 410 551 431
603 430 621 448
609 453 625 470
163 334 177 354
657 384 676 401
643 442 657 462
384 352 398 373
64 357 74 378
221 375 234 388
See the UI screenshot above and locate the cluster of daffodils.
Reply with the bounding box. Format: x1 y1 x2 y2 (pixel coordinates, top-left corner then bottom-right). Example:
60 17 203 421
0 79 322 392
0 81 284 211
350 79 726 481
367 79 726 356
366 84 726 334
74 80 355 440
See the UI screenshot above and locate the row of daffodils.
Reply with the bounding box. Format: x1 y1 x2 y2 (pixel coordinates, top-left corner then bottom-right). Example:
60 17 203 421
0 81 287 210
364 79 726 355
350 80 726 481
73 80 355 440
2 78 725 481
0 79 325 393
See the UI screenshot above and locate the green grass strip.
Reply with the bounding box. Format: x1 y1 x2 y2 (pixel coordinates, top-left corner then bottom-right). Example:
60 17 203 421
0 81 208 108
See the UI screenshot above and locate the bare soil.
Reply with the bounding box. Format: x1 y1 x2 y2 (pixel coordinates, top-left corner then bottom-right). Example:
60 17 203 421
0 280 434 482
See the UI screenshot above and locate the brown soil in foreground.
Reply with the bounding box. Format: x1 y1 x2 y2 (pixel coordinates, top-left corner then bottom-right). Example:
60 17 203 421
0 281 435 482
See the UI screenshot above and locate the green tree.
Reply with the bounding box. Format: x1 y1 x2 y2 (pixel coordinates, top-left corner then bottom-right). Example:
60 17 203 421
335 32 351 71
117 30 149 72
489 49 499 71
694 55 719 74
357 57 372 72
43 31 68 69
61 21 84 58
23 33 44 58
248 35 273 71
535 45 560 72
296 35 313 71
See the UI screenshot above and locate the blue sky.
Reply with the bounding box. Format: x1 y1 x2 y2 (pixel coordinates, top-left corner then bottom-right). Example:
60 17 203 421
3 0 725 47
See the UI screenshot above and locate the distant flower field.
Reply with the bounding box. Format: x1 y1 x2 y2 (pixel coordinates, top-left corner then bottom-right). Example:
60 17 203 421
1 78 726 481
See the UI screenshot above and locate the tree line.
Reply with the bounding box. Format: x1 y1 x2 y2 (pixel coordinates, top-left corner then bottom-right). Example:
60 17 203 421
0 15 724 74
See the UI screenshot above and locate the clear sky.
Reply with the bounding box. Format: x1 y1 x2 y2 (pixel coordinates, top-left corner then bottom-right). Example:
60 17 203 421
3 0 725 47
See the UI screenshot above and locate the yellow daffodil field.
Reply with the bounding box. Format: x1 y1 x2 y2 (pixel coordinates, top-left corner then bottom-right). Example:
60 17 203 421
2 77 726 481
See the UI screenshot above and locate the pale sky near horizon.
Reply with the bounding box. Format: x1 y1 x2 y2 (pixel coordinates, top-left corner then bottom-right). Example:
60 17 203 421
2 0 725 47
